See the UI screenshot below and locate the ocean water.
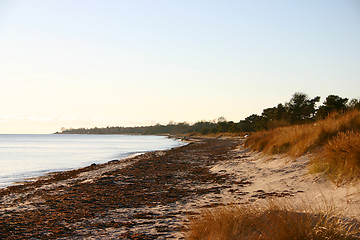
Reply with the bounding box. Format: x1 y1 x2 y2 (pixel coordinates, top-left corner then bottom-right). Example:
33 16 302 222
0 134 185 188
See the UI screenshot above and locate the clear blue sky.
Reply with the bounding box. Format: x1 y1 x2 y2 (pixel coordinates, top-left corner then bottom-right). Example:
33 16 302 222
0 0 359 133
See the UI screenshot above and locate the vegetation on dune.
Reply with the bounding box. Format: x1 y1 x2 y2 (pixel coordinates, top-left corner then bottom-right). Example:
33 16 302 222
244 110 360 156
245 110 360 182
186 202 360 240
310 130 360 184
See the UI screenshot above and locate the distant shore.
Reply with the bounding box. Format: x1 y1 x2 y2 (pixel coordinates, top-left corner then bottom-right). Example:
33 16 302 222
0 136 359 239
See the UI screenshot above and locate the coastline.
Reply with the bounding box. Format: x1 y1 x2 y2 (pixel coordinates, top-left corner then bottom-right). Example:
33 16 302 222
0 137 240 239
0 134 184 189
0 137 359 239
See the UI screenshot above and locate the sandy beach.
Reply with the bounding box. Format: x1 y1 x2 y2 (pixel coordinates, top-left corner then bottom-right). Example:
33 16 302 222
0 137 359 239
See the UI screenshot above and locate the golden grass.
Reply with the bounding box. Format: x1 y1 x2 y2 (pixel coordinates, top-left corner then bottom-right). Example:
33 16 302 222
310 131 360 184
186 202 360 240
244 110 360 157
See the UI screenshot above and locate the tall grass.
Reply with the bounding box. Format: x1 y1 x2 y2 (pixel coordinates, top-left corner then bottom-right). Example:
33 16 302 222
186 202 360 240
244 110 360 157
310 131 360 183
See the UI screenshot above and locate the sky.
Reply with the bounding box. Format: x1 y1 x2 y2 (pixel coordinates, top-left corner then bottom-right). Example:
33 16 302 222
0 0 359 134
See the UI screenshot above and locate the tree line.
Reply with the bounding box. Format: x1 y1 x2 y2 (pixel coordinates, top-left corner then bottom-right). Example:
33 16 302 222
58 93 360 135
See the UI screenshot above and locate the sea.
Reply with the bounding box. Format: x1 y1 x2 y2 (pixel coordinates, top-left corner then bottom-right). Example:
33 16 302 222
0 134 185 188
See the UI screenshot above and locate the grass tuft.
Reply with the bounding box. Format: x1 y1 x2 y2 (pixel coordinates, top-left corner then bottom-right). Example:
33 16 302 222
186 202 360 240
310 131 360 183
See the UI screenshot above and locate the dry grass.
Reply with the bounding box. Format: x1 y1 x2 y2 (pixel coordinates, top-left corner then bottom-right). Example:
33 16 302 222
244 110 360 182
186 202 360 240
244 110 360 157
310 131 360 184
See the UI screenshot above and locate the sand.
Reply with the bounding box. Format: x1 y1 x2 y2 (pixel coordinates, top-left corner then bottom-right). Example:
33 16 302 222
0 137 359 239
210 145 360 218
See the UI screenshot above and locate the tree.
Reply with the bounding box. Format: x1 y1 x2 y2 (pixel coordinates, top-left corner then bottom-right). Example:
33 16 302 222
261 104 289 129
286 92 320 124
239 114 265 131
317 95 348 119
217 116 227 123
347 98 360 110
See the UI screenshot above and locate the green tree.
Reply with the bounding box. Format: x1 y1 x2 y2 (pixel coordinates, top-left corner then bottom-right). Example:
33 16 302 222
317 95 348 119
286 92 320 124
261 104 289 129
239 114 265 131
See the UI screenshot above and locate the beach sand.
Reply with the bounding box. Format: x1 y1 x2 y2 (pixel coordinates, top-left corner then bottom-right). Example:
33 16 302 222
0 137 359 239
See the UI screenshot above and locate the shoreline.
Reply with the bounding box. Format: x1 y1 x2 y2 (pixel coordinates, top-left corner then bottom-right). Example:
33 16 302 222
0 134 185 190
0 137 241 239
0 136 359 239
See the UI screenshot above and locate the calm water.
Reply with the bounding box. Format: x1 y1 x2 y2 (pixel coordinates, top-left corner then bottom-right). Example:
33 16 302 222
0 134 185 188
